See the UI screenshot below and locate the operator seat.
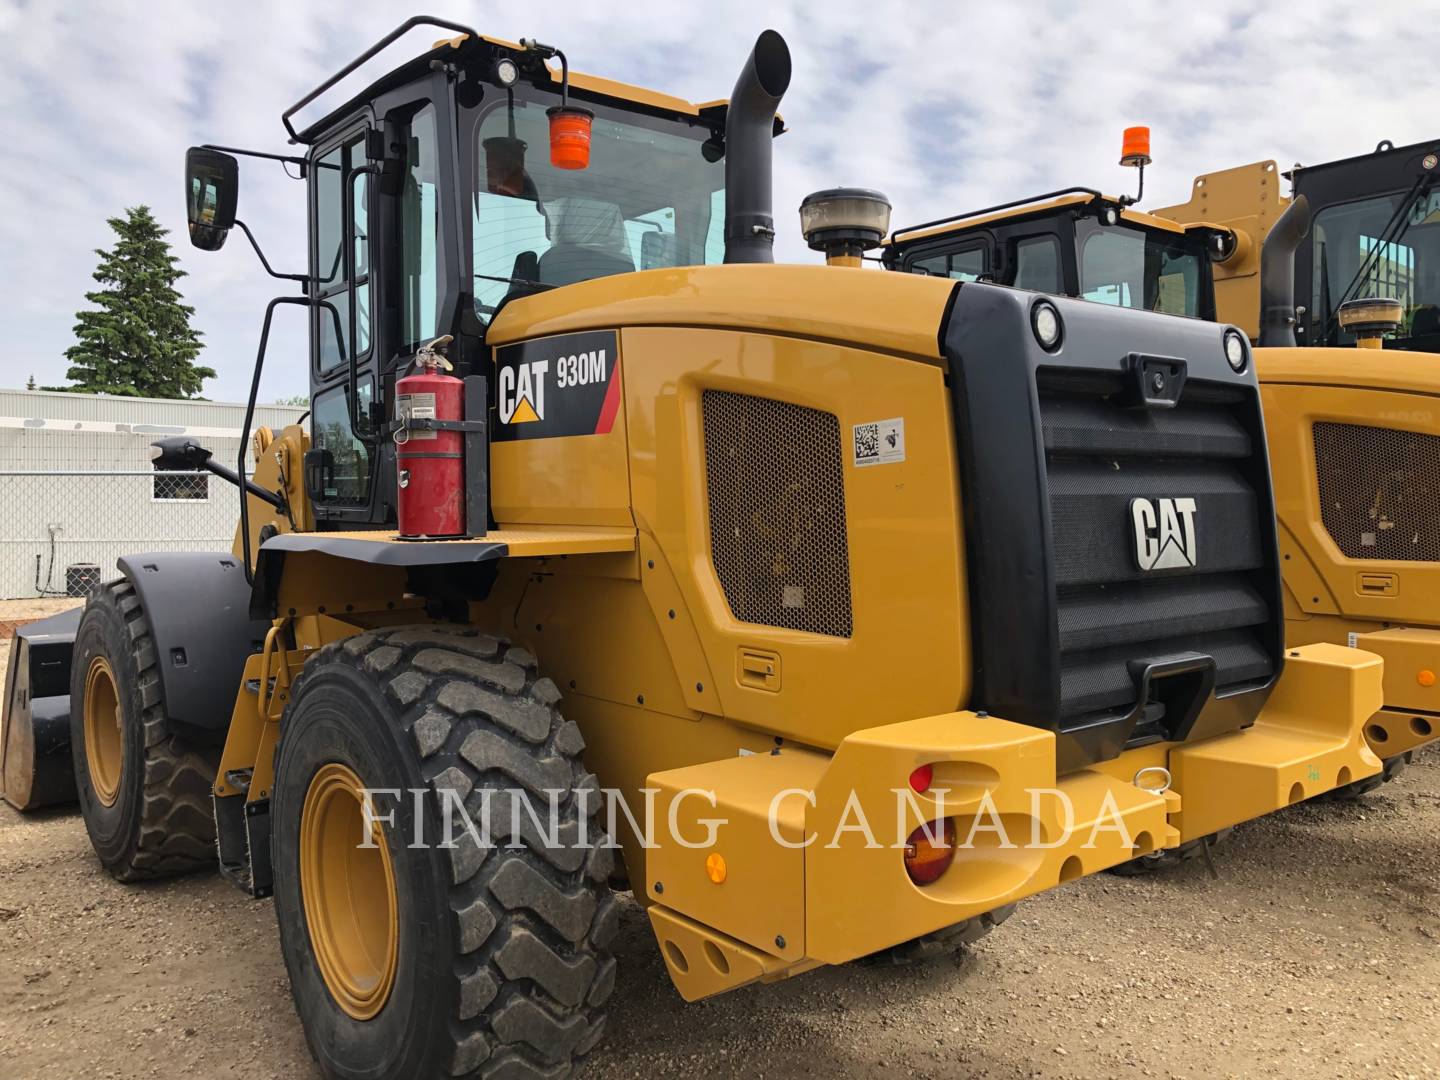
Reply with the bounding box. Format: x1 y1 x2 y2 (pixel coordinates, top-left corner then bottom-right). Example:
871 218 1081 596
538 197 635 287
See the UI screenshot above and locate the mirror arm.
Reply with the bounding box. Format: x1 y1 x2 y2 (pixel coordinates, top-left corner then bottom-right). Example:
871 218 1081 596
233 219 310 282
201 143 308 177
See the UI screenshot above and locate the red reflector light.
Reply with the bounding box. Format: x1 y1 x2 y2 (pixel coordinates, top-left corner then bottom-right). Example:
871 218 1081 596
903 818 956 885
908 764 933 793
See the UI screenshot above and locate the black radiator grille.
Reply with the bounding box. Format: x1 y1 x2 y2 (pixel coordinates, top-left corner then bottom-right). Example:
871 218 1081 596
1040 382 1276 722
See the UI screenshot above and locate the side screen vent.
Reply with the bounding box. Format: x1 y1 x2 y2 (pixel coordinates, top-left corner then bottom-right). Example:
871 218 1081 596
1315 421 1440 562
702 391 854 638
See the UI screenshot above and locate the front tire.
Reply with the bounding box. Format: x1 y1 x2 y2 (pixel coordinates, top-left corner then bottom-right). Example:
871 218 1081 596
69 580 217 881
1325 752 1412 801
271 626 616 1080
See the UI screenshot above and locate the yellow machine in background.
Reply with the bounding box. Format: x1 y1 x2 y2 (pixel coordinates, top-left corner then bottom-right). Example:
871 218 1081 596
881 132 1440 799
0 25 1404 1080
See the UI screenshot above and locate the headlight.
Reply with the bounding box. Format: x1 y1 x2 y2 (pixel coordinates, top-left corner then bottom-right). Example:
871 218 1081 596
1032 300 1063 351
492 56 519 87
1224 329 1247 372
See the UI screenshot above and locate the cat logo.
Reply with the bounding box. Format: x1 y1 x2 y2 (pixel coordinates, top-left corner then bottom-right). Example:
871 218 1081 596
1130 496 1198 571
498 359 548 424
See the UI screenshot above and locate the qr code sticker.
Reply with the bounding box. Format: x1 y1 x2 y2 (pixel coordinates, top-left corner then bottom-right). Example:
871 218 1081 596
853 417 905 467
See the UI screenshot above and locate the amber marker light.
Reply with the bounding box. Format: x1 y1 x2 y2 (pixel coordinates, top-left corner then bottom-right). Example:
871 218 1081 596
903 819 957 885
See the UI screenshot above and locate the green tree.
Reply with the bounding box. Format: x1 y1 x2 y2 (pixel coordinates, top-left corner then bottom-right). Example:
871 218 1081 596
64 205 215 398
25 375 36 390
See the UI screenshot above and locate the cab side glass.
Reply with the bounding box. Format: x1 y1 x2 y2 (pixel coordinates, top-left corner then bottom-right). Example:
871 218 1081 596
185 147 238 251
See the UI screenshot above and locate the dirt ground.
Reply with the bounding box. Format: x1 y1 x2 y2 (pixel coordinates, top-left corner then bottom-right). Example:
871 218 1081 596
1 616 1436 1079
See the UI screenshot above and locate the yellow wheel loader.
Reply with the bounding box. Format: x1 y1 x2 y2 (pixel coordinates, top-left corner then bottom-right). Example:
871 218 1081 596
0 21 1391 1078
880 133 1440 812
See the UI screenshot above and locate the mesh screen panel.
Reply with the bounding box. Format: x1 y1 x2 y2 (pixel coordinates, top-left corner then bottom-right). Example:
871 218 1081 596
1314 421 1440 561
702 391 853 637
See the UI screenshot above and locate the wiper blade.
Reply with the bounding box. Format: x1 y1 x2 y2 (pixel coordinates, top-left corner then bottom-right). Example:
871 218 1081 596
1323 173 1431 341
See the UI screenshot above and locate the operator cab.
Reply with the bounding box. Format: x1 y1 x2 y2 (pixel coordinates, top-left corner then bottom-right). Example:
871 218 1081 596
1287 138 1440 351
181 20 781 533
883 189 1225 323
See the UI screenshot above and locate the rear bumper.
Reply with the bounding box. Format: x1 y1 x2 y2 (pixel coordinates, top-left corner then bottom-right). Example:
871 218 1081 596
1352 627 1440 759
644 641 1382 1001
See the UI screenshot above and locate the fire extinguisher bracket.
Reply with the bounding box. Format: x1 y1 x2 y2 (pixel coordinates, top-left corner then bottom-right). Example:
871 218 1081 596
388 417 488 436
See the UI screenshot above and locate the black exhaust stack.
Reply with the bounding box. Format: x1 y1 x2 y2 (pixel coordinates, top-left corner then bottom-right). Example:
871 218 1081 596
1258 194 1311 346
723 30 792 264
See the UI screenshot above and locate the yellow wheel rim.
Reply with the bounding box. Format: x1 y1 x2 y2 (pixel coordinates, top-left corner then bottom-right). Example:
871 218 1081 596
82 656 123 807
299 763 399 1020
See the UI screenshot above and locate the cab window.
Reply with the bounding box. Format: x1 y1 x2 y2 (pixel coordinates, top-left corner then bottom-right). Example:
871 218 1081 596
909 244 986 281
1079 224 1201 317
313 134 370 372
310 382 372 504
469 87 725 320
1013 235 1062 292
401 103 446 349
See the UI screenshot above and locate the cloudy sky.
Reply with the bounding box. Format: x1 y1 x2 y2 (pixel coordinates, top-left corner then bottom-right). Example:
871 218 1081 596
3 1 1438 403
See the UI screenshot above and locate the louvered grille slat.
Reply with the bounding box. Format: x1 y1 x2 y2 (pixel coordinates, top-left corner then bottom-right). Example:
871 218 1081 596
1040 382 1275 722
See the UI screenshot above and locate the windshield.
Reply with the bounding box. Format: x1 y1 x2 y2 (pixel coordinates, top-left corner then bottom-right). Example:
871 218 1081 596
1310 188 1440 347
468 87 726 319
1077 221 1204 317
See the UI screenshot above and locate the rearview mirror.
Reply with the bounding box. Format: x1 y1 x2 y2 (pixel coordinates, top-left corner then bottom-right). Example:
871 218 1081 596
185 147 239 251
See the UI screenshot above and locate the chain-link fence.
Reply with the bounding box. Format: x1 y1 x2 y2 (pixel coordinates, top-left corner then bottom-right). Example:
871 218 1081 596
1 470 241 599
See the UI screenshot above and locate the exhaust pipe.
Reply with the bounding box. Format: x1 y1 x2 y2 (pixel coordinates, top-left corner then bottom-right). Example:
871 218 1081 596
1258 194 1311 347
723 30 792 264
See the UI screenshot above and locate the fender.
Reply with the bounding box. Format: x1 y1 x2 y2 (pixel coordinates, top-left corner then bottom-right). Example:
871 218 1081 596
116 552 270 744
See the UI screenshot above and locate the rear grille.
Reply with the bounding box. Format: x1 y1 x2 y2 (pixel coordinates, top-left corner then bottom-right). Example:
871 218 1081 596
1040 381 1275 722
1314 421 1440 562
702 391 854 638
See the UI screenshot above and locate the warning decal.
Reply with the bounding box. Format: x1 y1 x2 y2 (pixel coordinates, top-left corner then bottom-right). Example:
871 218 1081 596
493 330 621 442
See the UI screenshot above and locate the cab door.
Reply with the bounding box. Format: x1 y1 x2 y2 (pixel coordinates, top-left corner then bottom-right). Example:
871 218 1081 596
306 69 460 527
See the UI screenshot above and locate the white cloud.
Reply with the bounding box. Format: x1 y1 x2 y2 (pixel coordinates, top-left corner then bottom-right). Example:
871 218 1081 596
2 0 1438 402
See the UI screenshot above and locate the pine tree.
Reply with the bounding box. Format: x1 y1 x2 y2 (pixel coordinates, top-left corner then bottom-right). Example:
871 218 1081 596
63 205 215 398
26 375 36 390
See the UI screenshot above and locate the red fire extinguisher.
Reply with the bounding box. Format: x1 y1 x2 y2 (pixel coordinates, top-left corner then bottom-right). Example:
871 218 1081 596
395 336 465 538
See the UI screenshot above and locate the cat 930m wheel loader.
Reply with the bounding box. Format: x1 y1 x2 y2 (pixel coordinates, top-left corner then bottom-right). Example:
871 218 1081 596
2 20 1388 1078
880 131 1439 809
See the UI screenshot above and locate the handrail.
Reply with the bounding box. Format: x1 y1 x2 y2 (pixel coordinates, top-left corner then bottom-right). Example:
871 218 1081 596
238 297 346 584
281 15 481 143
343 165 380 446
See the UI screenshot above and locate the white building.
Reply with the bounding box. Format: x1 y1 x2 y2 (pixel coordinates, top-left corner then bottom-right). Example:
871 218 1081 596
0 389 306 599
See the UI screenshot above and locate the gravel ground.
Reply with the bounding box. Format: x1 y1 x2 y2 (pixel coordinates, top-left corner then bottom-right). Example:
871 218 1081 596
1 616 1436 1079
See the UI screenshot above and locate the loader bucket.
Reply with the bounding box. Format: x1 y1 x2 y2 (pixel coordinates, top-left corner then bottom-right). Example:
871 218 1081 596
0 607 80 811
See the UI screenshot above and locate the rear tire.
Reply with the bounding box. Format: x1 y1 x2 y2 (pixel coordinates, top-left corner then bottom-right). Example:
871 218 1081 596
1107 828 1233 877
1325 752 1412 801
863 904 1017 966
69 580 217 881
271 625 616 1080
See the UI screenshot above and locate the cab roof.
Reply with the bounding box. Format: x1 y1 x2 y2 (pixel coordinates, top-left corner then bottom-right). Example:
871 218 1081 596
289 26 774 145
886 189 1191 250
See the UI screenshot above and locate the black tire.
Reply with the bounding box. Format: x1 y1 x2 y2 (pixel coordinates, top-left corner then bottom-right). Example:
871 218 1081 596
1324 752 1412 801
1107 828 1233 877
863 903 1017 966
69 580 217 881
271 625 616 1080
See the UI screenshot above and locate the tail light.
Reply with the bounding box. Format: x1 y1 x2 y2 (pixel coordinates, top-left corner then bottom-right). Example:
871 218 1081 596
903 818 956 885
